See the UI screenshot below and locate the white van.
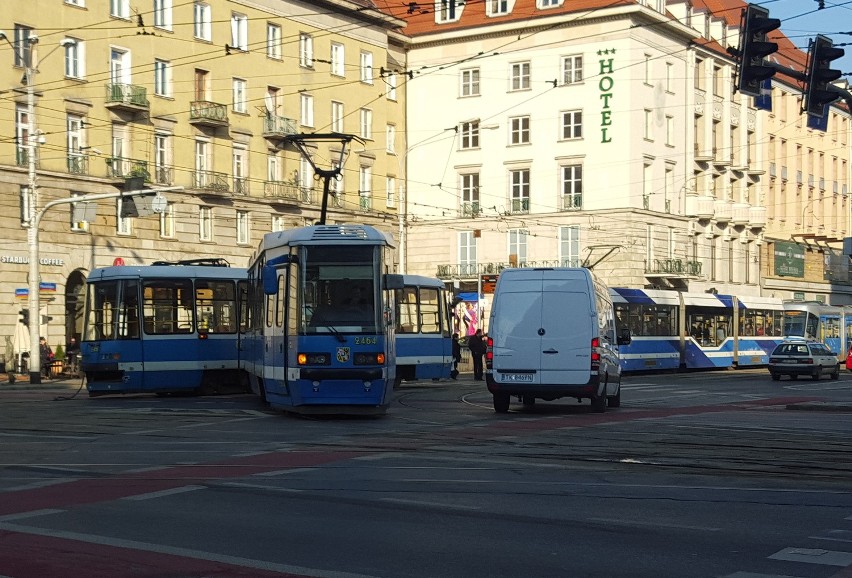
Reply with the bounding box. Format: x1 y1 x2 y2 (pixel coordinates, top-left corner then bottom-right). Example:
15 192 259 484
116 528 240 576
485 268 630 413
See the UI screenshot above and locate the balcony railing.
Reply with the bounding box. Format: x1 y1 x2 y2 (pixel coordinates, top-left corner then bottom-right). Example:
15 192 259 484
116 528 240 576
264 181 300 201
460 201 480 217
561 194 581 211
105 83 150 110
511 198 530 213
67 154 89 175
106 157 150 180
233 176 249 196
153 165 173 185
16 148 37 168
192 170 229 192
435 260 577 280
262 115 298 139
189 101 229 126
359 195 372 211
645 259 703 277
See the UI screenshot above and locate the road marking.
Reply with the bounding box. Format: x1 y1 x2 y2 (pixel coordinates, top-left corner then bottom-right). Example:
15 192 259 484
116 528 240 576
4 479 81 492
722 573 808 578
769 547 852 566
587 517 720 531
0 509 64 522
380 497 481 511
254 468 317 477
121 485 206 501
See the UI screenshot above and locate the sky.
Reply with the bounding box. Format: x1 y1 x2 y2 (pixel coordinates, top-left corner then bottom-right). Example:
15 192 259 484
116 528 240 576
763 0 852 76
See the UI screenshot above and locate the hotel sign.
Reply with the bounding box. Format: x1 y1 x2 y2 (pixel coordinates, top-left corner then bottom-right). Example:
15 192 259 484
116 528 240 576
598 48 615 144
774 242 804 278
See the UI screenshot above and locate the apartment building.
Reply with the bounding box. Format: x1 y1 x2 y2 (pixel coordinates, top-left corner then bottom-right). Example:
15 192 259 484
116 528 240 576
386 0 851 309
0 0 406 356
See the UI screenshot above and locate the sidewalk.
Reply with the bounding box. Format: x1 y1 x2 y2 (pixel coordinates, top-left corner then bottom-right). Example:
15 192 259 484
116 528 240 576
0 372 85 391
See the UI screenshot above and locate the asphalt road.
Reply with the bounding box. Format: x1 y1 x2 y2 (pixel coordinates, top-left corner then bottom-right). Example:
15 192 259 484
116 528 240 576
1 369 851 578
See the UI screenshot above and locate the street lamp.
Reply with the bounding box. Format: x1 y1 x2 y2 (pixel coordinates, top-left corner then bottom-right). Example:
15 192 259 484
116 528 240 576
0 31 77 382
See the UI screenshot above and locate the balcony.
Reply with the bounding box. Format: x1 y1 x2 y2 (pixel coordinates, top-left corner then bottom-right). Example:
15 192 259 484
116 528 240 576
713 199 733 223
435 260 568 280
105 84 150 113
645 258 703 278
359 195 372 211
748 206 767 229
731 202 750 226
264 180 301 202
262 115 298 141
510 198 530 214
695 195 715 220
460 202 481 217
106 157 149 180
694 143 713 162
16 148 37 168
561 194 581 211
233 177 249 196
192 170 229 193
67 154 89 175
189 101 229 128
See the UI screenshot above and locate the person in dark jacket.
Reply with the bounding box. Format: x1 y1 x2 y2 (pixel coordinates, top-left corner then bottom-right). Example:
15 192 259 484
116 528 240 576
468 329 486 380
451 333 461 379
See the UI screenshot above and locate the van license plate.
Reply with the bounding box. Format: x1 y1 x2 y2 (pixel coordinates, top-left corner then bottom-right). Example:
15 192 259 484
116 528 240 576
503 373 533 382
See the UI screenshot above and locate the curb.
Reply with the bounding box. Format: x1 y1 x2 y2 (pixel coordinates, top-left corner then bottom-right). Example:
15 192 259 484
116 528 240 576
785 402 852 412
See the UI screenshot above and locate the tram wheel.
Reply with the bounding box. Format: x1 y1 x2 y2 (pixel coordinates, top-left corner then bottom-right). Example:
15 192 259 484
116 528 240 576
770 372 780 381
493 393 510 413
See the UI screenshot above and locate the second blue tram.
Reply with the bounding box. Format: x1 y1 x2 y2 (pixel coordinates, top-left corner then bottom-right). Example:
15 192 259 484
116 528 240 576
243 224 402 414
82 259 248 396
393 275 454 385
782 301 852 358
611 287 785 371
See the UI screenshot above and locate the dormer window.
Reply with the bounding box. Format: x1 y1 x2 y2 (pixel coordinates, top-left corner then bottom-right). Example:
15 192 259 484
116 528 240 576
488 0 509 16
436 0 460 23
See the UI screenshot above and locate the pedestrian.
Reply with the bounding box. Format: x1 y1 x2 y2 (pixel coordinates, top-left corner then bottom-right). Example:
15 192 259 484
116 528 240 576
39 337 53 378
451 333 461 379
468 329 486 380
66 336 81 374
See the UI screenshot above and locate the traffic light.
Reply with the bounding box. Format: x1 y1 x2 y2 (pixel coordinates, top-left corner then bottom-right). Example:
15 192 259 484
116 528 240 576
736 5 781 97
804 35 845 118
19 309 29 327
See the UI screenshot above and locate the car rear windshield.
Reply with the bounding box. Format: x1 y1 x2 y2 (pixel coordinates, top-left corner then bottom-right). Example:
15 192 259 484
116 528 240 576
774 344 809 356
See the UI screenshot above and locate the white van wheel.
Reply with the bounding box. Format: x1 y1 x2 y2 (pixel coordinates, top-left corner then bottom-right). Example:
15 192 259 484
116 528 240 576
522 395 536 406
493 393 510 413
607 384 621 408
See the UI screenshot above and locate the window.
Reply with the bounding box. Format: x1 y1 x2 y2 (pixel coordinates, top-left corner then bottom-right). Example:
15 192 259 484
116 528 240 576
154 133 171 184
231 13 248 51
461 172 480 216
110 0 129 18
67 115 85 174
359 165 372 210
561 55 583 85
232 78 247 113
154 59 170 96
299 33 313 67
360 108 372 140
665 115 674 146
194 69 209 101
199 206 212 241
561 110 582 139
64 38 84 79
360 51 373 84
299 157 314 201
300 94 314 127
236 210 250 244
460 121 480 149
65 0 84 6
385 71 397 100
330 161 343 203
331 101 344 133
510 62 530 91
386 176 396 207
193 2 211 41
159 203 174 238
14 26 34 68
459 232 476 275
438 0 459 22
461 68 480 97
559 226 580 267
267 152 280 182
70 193 90 233
489 0 509 15
510 116 530 145
508 229 528 265
386 124 396 153
331 42 345 76
644 109 653 140
271 215 284 232
267 23 281 59
194 139 210 187
15 106 30 168
538 0 561 7
665 61 674 93
116 199 132 235
233 145 248 195
154 0 172 29
109 48 131 85
644 54 651 85
561 164 583 209
509 169 530 213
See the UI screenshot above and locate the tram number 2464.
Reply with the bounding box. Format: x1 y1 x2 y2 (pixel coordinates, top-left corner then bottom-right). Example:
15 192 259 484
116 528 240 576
354 336 378 345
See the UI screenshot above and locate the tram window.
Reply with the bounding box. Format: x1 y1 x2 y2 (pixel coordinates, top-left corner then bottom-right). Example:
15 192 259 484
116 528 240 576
196 281 237 333
395 287 419 334
420 288 441 334
143 279 195 334
118 280 140 339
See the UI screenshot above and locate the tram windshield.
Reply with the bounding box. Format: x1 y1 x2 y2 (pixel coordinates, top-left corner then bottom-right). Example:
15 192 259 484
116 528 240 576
303 245 378 334
783 310 818 339
83 280 140 341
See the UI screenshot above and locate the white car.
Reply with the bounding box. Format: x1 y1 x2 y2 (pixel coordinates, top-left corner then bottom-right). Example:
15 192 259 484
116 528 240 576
768 339 839 381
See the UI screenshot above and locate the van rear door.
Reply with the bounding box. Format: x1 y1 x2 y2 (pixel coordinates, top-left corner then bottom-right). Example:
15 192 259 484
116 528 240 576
540 276 594 385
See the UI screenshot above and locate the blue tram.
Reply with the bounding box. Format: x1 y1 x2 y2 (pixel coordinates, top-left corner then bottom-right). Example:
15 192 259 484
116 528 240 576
81 259 248 396
611 288 785 372
243 224 402 414
782 301 852 359
394 275 454 384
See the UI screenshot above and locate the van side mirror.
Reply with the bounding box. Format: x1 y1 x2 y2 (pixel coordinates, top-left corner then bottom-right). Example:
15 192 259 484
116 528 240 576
384 273 404 290
617 328 631 346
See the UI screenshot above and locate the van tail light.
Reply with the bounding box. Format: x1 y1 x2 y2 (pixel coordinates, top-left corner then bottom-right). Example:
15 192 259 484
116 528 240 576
486 336 493 369
591 337 601 370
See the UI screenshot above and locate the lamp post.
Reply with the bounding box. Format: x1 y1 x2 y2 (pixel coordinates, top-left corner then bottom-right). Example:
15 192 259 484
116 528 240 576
0 31 77 382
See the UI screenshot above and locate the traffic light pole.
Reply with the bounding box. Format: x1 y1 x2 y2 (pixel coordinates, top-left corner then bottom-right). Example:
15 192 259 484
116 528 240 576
25 186 182 384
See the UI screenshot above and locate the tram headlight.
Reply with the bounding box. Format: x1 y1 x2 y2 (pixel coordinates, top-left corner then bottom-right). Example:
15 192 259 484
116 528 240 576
354 352 384 365
297 353 330 365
